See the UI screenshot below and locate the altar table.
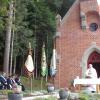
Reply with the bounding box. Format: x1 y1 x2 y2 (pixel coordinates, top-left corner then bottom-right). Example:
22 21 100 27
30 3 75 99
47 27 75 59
73 78 100 93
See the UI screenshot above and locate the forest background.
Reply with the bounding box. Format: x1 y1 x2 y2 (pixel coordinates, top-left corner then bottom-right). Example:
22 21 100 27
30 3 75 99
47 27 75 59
0 0 74 77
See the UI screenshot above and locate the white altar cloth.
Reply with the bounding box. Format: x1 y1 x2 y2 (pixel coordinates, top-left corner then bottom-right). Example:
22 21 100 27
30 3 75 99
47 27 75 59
73 79 100 87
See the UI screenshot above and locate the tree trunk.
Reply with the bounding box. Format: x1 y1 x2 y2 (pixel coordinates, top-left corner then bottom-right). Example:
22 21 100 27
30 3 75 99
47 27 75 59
21 55 24 76
3 0 13 75
13 55 16 74
10 28 14 75
10 5 15 75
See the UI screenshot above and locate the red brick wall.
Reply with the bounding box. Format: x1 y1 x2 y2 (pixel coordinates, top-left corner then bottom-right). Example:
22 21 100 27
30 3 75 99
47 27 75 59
55 0 100 89
80 0 99 13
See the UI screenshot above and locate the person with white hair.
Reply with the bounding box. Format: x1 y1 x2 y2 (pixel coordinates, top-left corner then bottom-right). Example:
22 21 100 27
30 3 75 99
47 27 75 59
84 64 97 93
85 64 97 78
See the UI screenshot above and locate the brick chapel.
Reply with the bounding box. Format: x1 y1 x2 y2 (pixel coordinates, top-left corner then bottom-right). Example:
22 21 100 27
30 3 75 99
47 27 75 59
54 0 100 88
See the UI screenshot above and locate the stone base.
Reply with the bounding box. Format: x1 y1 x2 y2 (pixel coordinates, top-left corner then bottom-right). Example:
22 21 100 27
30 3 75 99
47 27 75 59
8 93 23 100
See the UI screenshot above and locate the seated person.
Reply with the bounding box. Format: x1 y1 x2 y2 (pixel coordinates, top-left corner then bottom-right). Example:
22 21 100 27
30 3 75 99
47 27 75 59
15 74 25 91
7 75 16 89
0 72 7 89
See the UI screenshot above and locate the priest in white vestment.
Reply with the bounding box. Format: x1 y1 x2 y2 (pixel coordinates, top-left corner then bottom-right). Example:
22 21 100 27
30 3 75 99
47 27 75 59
84 64 97 93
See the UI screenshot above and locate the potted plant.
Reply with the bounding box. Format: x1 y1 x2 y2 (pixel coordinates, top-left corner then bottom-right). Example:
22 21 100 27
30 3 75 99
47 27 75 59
47 83 55 93
12 84 22 93
59 88 70 100
8 84 23 100
8 92 23 100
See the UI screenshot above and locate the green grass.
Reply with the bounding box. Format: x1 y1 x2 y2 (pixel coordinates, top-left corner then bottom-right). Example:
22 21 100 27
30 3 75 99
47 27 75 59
0 90 13 95
21 76 47 91
32 96 57 100
79 92 100 100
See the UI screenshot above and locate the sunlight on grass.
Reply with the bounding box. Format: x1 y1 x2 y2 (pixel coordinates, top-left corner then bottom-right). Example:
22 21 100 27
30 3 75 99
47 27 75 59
21 76 47 91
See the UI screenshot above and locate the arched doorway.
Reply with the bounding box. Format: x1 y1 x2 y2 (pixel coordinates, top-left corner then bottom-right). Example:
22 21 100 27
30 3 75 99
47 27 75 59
88 51 100 77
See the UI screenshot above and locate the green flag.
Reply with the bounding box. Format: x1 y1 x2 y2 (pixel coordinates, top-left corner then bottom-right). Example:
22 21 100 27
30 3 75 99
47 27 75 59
41 44 47 77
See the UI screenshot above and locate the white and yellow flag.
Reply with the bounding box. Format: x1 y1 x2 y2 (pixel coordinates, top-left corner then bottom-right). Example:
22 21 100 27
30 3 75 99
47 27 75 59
25 54 34 73
25 43 34 76
41 44 47 77
50 48 57 77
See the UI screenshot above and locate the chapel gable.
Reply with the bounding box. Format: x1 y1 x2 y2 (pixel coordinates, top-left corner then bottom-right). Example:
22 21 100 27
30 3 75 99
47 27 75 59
80 0 100 30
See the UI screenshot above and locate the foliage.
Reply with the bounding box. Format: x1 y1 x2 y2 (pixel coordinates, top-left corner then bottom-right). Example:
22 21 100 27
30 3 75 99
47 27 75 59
14 0 56 61
79 92 99 100
93 94 100 100
0 0 75 74
46 0 75 17
60 0 75 17
14 0 36 57
31 96 56 100
0 90 13 95
32 96 56 100
0 0 8 57
79 93 90 100
45 0 63 14
26 0 56 74
0 0 9 16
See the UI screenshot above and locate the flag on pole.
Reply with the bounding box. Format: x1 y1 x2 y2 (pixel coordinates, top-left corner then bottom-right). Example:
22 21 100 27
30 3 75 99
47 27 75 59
25 43 34 77
41 44 47 77
50 48 57 77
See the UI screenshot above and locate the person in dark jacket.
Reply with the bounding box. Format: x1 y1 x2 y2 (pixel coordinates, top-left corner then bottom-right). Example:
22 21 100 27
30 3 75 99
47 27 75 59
0 72 7 89
15 74 25 91
7 75 12 89
7 75 16 89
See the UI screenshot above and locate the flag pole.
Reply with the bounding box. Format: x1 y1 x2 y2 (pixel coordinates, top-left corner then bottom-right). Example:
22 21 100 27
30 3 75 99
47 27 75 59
41 77 43 92
31 76 32 94
50 37 57 87
46 34 48 82
25 42 34 94
53 40 56 86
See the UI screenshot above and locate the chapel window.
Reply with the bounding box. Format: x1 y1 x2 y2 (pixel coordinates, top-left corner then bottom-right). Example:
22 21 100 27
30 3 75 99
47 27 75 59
89 23 98 32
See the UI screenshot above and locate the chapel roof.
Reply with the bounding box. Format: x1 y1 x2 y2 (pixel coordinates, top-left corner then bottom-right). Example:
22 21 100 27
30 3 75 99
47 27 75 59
61 0 100 25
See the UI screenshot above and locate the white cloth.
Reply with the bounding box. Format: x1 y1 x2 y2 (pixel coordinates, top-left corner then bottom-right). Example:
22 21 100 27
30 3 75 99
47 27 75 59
97 0 100 5
84 84 96 92
84 64 97 92
73 79 98 92
25 55 34 72
85 65 97 78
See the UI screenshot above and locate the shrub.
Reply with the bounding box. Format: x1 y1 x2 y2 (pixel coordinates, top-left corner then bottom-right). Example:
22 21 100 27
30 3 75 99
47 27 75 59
79 93 90 100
